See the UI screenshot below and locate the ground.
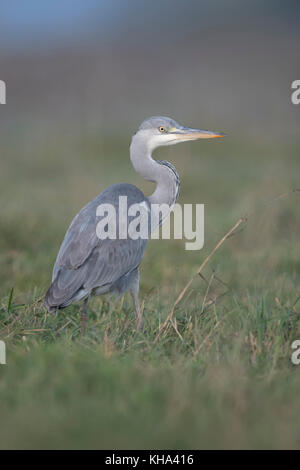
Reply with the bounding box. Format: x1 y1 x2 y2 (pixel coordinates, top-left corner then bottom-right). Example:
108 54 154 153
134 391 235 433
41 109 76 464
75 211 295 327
0 132 300 449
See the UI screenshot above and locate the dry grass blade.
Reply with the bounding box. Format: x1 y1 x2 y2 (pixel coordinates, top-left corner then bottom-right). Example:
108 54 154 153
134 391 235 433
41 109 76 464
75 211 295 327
194 319 223 355
57 319 72 332
201 271 216 313
201 290 230 312
154 217 246 343
292 294 300 309
196 217 246 275
153 186 300 344
214 275 229 288
171 317 184 342
154 186 300 344
7 287 14 313
198 272 210 285
153 278 193 343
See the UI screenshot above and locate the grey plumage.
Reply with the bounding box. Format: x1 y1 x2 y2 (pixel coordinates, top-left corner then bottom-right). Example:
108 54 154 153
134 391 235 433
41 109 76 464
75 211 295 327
157 160 180 204
44 116 224 332
45 183 148 310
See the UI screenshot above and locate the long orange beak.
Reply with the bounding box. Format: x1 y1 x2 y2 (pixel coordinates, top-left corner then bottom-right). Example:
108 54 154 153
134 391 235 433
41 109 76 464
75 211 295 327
171 127 225 141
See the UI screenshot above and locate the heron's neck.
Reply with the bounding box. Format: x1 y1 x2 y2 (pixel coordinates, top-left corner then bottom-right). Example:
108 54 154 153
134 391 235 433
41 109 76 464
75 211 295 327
130 134 180 207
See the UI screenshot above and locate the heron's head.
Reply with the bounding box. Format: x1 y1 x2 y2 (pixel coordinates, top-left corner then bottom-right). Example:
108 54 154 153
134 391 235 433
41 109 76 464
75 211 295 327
134 116 225 151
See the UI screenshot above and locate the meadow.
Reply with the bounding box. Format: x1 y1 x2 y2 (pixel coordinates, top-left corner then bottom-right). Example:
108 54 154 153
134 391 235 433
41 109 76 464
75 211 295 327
0 129 300 449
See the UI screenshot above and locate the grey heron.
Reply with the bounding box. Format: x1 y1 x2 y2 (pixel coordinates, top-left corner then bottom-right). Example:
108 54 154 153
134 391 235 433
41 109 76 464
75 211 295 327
44 116 224 333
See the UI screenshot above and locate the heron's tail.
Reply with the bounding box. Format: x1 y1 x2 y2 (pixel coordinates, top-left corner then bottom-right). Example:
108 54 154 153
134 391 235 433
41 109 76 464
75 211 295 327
44 268 87 312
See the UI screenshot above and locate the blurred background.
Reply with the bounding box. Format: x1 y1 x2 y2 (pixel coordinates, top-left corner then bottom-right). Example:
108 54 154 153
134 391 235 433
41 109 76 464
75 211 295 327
1 0 300 295
1 0 300 449
1 0 300 136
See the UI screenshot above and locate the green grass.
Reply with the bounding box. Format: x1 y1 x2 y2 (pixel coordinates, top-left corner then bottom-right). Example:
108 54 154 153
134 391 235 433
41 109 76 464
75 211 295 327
0 132 300 449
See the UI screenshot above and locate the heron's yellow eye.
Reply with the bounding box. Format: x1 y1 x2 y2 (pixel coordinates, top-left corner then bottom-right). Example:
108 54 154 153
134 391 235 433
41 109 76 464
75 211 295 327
158 126 167 133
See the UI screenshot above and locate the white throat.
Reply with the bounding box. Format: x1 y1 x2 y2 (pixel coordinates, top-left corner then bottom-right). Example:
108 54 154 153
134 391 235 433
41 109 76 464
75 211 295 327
130 133 180 207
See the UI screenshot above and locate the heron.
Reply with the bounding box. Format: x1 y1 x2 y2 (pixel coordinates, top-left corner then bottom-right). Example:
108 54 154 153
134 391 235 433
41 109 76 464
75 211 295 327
44 116 224 333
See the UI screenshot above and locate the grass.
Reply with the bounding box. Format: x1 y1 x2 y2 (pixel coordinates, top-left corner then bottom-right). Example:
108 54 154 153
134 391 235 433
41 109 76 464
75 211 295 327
0 131 300 449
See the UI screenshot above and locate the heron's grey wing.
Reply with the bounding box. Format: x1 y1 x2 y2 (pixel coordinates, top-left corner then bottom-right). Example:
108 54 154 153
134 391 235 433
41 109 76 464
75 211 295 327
46 236 147 309
53 183 148 277
53 197 102 278
83 237 147 291
45 183 149 309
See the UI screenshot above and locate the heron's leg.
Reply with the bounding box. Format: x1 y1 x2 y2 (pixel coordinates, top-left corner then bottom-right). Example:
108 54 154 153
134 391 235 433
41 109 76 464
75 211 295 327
131 290 143 331
129 268 143 331
80 297 89 335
